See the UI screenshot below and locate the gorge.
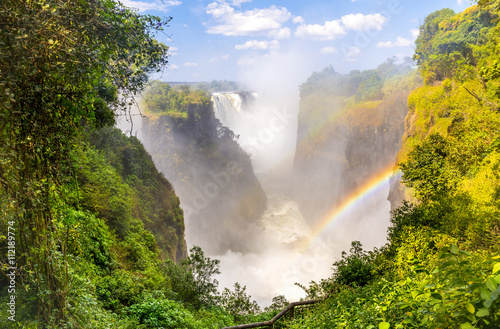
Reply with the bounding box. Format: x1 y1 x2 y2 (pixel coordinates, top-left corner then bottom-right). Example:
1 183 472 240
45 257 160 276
4 2 500 327
135 58 418 305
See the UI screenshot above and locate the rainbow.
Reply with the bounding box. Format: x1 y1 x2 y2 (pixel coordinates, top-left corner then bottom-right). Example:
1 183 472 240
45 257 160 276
301 164 402 251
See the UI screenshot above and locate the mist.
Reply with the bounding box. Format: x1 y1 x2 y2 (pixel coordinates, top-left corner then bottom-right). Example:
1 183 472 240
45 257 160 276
128 49 406 307
202 53 396 305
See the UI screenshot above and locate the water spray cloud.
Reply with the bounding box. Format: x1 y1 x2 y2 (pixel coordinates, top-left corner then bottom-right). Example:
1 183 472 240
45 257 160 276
301 165 402 251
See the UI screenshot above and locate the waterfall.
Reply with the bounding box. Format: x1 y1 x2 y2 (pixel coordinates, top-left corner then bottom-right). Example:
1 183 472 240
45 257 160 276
211 91 297 175
208 91 326 305
211 91 258 128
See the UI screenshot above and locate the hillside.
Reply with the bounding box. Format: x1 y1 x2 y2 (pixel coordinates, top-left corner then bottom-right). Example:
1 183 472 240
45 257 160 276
285 3 500 328
140 82 267 254
0 2 241 327
293 59 421 225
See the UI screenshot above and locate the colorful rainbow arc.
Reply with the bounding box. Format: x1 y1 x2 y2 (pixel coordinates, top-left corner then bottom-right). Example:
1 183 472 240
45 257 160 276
300 164 402 251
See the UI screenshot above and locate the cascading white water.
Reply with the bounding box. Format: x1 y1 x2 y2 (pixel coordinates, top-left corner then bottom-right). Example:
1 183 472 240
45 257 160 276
211 91 297 175
211 92 258 127
209 91 334 305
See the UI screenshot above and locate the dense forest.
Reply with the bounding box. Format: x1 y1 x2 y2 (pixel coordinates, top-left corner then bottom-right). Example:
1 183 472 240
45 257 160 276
0 1 262 327
286 2 500 328
1 0 500 328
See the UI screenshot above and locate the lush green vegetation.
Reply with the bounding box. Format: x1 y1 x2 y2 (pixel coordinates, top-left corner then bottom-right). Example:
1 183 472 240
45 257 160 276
142 81 211 118
285 3 500 328
297 56 422 164
0 1 263 327
140 80 242 118
3 0 500 328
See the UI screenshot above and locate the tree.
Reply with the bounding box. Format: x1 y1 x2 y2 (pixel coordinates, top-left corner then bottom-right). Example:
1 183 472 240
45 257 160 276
165 246 221 309
400 133 453 201
220 282 260 323
0 0 169 323
264 295 289 313
332 241 375 287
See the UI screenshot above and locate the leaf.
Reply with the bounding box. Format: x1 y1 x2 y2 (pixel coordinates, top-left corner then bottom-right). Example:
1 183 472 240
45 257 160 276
466 303 475 314
481 289 491 301
486 277 497 292
379 322 390 329
431 293 442 300
494 274 500 284
450 244 459 254
460 322 474 329
484 299 493 308
490 290 498 301
493 263 500 275
476 308 489 317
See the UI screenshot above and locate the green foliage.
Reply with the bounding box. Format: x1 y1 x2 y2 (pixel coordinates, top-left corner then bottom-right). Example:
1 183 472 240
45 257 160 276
331 241 376 288
287 6 500 329
264 295 290 313
0 0 171 324
388 201 442 242
142 81 211 117
400 133 455 201
127 297 201 329
165 246 221 309
300 58 414 102
288 245 500 329
220 282 261 323
59 209 114 269
96 270 146 312
86 127 186 261
414 6 498 84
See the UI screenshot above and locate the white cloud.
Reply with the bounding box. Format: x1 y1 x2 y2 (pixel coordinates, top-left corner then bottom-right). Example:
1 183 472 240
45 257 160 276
210 53 230 63
321 46 338 54
340 44 361 61
347 46 360 57
232 0 251 5
206 2 291 37
269 27 291 39
457 0 464 4
410 28 420 39
341 13 387 32
292 16 304 24
184 62 198 67
167 46 178 56
295 20 346 40
235 40 279 50
376 36 412 48
120 0 181 12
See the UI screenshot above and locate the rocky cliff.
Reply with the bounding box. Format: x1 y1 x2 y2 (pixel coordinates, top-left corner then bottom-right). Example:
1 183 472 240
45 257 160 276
292 63 420 225
141 100 267 254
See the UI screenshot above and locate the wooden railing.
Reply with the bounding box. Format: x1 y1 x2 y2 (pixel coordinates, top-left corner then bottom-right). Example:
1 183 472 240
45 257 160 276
222 298 322 329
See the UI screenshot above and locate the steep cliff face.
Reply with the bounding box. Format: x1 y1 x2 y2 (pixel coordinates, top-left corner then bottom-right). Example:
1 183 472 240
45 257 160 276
388 5 500 211
142 101 267 254
293 94 409 225
292 63 419 225
77 127 187 262
343 95 410 212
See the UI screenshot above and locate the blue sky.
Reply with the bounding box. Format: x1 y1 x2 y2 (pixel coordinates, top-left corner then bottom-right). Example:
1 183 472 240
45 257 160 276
121 0 471 85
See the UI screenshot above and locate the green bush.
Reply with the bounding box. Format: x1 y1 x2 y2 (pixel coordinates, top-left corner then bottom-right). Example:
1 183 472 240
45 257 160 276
332 241 376 288
127 298 201 329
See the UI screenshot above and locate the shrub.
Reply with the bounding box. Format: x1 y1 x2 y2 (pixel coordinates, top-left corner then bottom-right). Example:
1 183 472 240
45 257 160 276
127 298 201 329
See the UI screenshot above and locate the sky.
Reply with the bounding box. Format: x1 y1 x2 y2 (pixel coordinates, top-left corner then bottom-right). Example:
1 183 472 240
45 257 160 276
120 0 471 86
